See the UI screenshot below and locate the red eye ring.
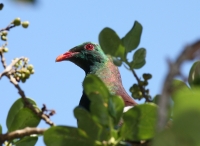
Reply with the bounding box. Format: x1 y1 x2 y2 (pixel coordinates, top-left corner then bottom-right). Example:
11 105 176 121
85 44 94 51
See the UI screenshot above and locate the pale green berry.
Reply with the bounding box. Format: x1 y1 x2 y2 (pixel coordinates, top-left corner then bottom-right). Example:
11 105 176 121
25 69 30 76
1 35 7 41
13 18 21 26
27 64 34 71
2 31 7 36
21 73 26 79
31 70 35 74
22 21 29 28
24 58 29 62
3 47 8 52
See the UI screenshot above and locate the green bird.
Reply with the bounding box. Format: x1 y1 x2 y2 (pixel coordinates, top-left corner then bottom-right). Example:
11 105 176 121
56 42 137 111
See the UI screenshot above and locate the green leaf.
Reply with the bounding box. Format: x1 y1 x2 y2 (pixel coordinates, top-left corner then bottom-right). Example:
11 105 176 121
188 61 200 87
8 108 40 132
74 107 101 140
74 107 111 141
108 95 124 125
130 48 146 69
152 95 160 105
120 103 157 141
83 75 112 127
44 126 95 146
171 79 190 101
90 93 111 127
99 27 125 59
122 21 143 52
6 98 38 131
0 124 2 134
153 110 200 146
173 88 200 117
15 136 38 146
83 74 110 102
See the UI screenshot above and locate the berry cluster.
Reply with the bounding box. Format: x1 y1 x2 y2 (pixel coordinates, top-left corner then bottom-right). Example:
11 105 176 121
1 17 29 41
130 73 152 99
12 58 34 83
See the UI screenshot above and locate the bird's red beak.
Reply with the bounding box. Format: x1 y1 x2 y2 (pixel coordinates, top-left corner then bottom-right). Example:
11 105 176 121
55 51 79 62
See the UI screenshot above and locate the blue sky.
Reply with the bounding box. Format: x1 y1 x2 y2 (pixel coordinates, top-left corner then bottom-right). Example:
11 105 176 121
1 1 200 145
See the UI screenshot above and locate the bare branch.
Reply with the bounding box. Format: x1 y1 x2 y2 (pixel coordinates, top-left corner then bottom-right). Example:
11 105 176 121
157 40 200 131
0 127 46 143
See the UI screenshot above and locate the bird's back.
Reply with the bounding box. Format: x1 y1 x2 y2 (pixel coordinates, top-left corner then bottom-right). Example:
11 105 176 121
92 56 137 106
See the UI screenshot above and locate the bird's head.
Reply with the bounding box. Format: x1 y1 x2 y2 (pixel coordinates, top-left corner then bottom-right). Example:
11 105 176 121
56 42 108 73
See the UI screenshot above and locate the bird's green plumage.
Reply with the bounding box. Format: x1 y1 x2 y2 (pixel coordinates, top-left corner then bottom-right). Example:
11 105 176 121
58 42 137 111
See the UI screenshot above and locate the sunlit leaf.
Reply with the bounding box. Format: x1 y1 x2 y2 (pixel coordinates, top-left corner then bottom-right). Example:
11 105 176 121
153 110 200 146
171 79 190 101
173 88 200 117
83 74 110 102
120 103 157 141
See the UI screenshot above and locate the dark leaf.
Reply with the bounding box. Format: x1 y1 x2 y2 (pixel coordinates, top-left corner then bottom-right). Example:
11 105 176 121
108 95 124 125
44 126 95 146
8 108 40 132
122 21 143 52
15 136 38 146
130 48 146 69
99 27 125 59
6 98 38 131
188 61 200 87
74 107 105 140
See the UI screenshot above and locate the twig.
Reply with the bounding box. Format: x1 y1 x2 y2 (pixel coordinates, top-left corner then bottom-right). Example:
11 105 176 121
0 57 23 78
0 51 55 126
124 59 151 102
0 127 46 143
0 24 15 32
157 40 200 131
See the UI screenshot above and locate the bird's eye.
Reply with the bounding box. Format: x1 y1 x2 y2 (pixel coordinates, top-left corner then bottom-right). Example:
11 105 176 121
85 44 94 51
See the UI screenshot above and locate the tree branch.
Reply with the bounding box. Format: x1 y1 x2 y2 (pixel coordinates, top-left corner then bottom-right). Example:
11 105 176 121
0 24 15 32
0 127 46 143
157 40 200 131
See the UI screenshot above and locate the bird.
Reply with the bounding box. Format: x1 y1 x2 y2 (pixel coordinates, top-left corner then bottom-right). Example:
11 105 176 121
55 42 137 112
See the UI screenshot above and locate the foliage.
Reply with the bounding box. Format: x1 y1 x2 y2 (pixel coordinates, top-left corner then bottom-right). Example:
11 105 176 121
1 2 200 146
